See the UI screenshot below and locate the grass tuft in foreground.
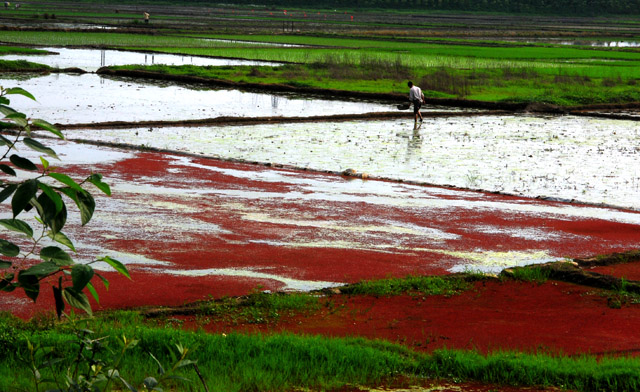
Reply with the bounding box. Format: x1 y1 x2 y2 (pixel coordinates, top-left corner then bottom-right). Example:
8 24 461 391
2 309 640 391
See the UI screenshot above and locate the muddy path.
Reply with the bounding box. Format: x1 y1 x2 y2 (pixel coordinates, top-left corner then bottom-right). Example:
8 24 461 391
55 110 509 130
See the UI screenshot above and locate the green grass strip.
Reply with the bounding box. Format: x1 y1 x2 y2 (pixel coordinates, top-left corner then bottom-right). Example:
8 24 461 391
0 59 51 72
1 311 640 391
0 46 48 55
340 275 473 296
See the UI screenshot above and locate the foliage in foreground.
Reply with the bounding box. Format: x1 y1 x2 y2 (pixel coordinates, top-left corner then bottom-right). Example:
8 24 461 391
0 86 130 319
1 310 640 392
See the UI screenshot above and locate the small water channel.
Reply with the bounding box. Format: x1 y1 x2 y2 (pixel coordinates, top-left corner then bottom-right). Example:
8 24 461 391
68 115 640 210
3 73 402 123
1 47 278 72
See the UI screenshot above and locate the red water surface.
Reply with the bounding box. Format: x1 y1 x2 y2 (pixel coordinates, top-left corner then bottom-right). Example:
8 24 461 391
3 145 640 322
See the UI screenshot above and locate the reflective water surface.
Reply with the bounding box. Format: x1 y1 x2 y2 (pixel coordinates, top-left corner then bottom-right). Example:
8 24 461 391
1 47 278 72
3 73 399 123
68 115 640 210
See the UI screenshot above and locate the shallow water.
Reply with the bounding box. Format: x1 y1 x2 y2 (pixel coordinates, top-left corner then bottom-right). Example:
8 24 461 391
2 73 400 123
69 115 640 210
1 47 277 72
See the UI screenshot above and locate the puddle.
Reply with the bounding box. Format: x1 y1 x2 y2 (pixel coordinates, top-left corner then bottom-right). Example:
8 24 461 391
2 73 400 123
0 47 278 72
69 115 640 210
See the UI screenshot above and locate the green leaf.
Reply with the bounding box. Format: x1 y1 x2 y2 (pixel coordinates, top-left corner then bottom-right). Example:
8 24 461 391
5 112 26 120
53 281 64 320
47 231 76 252
39 157 49 170
40 246 73 266
0 260 11 269
60 187 95 225
38 182 63 214
0 218 33 238
0 239 19 257
12 179 38 217
0 273 15 292
62 288 92 316
23 138 59 160
5 88 36 101
86 281 99 304
88 174 111 196
95 273 110 291
0 134 13 147
48 173 84 193
143 377 159 390
175 359 197 369
76 190 95 226
0 184 17 203
7 115 27 128
118 376 138 392
17 272 39 302
0 105 17 117
0 164 16 176
31 119 63 139
37 189 67 234
71 264 94 292
98 257 130 279
148 353 165 376
10 154 38 171
22 261 60 277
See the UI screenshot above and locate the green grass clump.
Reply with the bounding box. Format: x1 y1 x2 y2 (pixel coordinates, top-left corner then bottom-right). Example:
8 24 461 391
502 266 552 283
202 291 322 324
0 46 48 55
422 349 640 392
0 59 51 72
340 275 472 297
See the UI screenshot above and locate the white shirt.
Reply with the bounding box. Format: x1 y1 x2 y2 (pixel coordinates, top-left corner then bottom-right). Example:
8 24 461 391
409 85 422 102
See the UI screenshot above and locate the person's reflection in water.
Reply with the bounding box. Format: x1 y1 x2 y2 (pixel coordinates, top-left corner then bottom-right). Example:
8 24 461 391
405 127 422 164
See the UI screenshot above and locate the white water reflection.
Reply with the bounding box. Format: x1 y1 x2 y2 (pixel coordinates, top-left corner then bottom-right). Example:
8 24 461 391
2 73 396 123
1 47 277 72
70 115 640 210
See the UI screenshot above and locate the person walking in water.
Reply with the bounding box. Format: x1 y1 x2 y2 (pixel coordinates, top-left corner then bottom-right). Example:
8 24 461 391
408 81 424 127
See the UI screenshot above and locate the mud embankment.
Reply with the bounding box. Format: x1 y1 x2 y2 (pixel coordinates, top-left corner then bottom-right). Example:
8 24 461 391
55 110 511 130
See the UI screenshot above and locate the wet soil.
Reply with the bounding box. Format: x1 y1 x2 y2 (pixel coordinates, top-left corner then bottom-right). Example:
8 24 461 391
153 270 640 357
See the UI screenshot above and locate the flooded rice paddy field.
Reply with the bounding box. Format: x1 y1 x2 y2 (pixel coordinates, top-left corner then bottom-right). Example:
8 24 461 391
69 115 640 210
4 139 640 317
1 47 277 72
3 73 402 123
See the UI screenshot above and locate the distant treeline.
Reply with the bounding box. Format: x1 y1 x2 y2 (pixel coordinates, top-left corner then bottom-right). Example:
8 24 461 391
199 0 639 15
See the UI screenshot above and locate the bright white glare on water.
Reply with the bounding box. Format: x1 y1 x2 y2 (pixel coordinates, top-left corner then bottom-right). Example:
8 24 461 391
0 47 278 72
70 115 640 210
2 73 400 123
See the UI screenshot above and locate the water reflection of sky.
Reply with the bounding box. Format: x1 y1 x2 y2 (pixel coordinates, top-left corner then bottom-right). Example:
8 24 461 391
2 73 397 123
68 116 640 210
0 47 278 72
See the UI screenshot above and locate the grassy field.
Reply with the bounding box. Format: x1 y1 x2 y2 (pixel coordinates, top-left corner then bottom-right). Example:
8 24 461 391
4 29 640 105
2 300 640 392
